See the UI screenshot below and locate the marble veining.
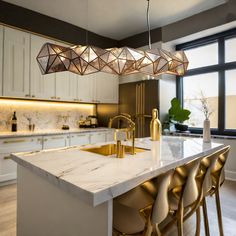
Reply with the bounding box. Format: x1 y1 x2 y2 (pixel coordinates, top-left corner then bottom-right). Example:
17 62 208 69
0 99 95 132
11 136 225 206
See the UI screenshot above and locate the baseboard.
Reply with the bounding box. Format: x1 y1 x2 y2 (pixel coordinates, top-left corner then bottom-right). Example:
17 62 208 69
0 179 17 187
225 170 236 181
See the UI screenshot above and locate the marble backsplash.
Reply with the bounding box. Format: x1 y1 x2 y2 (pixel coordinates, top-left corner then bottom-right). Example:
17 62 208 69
0 99 96 132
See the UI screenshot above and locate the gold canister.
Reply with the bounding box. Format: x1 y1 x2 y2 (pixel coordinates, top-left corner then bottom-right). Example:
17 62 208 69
150 108 162 141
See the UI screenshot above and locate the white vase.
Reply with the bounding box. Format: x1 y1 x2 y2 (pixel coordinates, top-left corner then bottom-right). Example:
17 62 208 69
203 118 211 143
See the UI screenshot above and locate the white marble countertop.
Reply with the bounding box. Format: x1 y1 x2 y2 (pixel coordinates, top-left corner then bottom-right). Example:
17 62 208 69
11 136 224 206
0 127 112 138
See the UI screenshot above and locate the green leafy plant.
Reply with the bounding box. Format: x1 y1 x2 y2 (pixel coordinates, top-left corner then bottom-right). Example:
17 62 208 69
168 98 191 123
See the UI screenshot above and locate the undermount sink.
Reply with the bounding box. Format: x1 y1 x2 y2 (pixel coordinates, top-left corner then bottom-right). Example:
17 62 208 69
81 144 150 156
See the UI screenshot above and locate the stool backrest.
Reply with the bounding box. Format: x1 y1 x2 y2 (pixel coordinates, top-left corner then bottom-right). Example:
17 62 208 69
170 158 201 208
150 170 174 225
201 146 230 197
212 146 230 187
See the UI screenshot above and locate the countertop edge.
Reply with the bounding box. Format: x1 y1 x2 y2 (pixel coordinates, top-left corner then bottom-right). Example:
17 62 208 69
0 128 113 138
11 141 226 207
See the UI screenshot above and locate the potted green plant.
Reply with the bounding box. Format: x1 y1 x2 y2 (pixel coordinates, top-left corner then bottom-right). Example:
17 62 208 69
168 98 191 132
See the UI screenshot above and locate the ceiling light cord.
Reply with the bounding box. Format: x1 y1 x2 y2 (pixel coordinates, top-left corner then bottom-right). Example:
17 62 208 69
85 0 89 45
147 0 151 50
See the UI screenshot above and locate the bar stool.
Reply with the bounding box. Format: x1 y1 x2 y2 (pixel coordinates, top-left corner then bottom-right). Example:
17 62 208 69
200 146 230 236
113 169 174 236
162 158 202 236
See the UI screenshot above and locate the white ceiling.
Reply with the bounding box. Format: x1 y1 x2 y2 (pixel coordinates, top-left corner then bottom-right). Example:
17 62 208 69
4 0 227 40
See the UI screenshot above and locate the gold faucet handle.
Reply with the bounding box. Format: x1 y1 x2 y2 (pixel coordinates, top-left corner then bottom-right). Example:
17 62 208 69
116 140 125 158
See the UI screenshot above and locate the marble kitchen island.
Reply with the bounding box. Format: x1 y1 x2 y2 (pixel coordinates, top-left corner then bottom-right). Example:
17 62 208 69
11 136 225 236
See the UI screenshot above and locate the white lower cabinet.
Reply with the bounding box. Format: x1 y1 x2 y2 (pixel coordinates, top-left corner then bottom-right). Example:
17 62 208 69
0 136 42 183
70 133 90 146
42 134 70 149
90 132 106 144
105 130 115 142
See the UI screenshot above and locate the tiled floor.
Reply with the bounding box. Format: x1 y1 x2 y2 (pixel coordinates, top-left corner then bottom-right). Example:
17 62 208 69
0 181 236 236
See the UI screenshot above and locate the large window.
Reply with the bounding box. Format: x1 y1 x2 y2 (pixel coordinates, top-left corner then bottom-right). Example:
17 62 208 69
177 29 236 135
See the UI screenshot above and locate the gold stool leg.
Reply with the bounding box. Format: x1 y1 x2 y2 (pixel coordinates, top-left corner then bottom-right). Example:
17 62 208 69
215 189 224 236
195 207 201 236
202 198 210 236
177 199 184 236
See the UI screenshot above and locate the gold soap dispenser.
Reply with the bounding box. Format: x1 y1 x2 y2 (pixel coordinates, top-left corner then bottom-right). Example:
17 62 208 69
150 108 162 141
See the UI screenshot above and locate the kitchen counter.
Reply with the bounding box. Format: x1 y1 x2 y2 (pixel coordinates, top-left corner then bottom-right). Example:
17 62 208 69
11 136 224 206
0 127 112 138
11 136 224 236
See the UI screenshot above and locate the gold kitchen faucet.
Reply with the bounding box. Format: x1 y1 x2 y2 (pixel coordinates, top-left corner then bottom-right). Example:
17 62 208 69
108 114 136 158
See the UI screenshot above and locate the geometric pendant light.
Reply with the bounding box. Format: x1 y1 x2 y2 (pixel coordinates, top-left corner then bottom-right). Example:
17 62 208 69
37 0 188 77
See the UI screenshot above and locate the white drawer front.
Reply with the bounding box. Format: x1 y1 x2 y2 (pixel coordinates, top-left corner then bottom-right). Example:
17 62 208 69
90 132 106 144
106 131 114 142
43 135 69 150
0 136 42 153
70 133 90 146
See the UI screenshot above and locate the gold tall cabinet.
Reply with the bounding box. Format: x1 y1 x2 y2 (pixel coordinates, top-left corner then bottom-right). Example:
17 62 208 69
119 80 160 138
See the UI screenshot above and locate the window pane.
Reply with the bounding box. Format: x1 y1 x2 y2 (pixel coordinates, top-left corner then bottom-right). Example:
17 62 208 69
183 72 218 128
225 37 236 63
184 43 218 70
225 69 236 129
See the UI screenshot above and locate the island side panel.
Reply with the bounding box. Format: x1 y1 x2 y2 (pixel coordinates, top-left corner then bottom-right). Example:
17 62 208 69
17 165 113 236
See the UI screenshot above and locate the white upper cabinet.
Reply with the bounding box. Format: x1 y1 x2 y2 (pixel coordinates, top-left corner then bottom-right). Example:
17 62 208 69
30 35 56 99
77 74 95 103
3 27 30 98
0 26 119 103
55 71 78 101
95 72 118 104
54 41 78 101
0 25 3 96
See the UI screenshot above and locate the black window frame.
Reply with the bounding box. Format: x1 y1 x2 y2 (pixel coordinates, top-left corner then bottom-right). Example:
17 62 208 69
176 28 236 136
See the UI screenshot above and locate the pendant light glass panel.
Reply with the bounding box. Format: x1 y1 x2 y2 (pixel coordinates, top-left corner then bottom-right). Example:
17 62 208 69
69 45 107 75
168 51 189 76
100 47 145 75
37 43 70 74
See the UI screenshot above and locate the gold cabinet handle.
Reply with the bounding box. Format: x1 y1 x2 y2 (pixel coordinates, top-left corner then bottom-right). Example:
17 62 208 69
3 139 26 144
51 96 56 99
57 97 61 100
43 138 48 142
31 95 35 98
25 94 30 97
4 156 11 160
51 137 64 140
